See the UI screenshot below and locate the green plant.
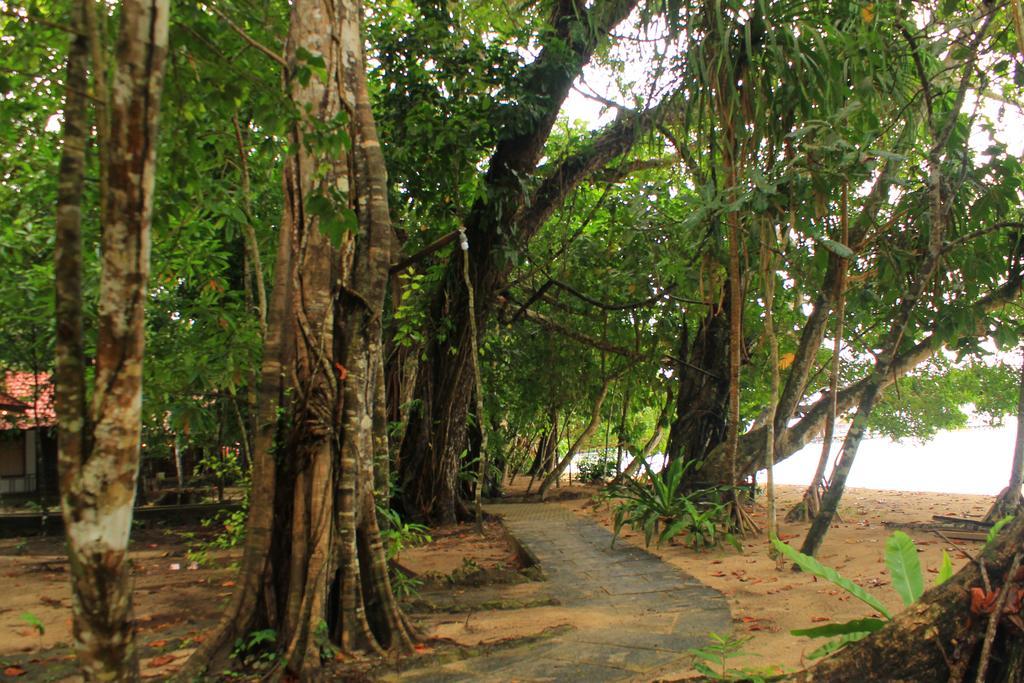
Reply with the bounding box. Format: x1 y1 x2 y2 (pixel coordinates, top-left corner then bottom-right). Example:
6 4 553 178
609 458 738 551
773 530 950 658
313 619 339 662
390 568 423 599
377 506 430 599
689 632 765 681
378 506 431 561
986 514 1015 547
185 490 249 567
231 628 279 669
576 451 616 484
20 612 44 636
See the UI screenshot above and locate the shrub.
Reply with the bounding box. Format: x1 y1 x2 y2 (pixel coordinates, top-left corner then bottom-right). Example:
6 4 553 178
576 451 617 483
609 458 738 551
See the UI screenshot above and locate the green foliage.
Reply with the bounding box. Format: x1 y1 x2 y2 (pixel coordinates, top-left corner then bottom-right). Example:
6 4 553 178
689 632 765 682
313 620 339 663
377 506 430 599
232 628 279 669
772 536 893 619
390 568 424 599
576 451 617 484
884 531 924 606
378 507 432 562
986 515 1015 547
186 502 249 567
19 612 44 636
935 550 954 586
774 529 956 658
610 459 737 551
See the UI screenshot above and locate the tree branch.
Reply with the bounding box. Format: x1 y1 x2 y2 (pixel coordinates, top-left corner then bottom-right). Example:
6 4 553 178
204 4 286 68
389 228 460 274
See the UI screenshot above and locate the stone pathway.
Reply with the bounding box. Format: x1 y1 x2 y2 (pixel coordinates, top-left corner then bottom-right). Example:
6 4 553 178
390 502 731 682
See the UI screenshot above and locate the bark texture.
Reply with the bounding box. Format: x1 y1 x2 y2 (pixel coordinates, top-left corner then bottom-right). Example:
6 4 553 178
54 0 169 678
179 0 411 676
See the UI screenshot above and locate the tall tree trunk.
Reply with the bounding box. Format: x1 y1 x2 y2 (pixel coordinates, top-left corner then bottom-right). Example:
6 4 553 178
179 0 412 676
761 223 780 545
788 185 849 523
799 10 992 557
665 307 731 486
54 0 169 678
525 409 559 494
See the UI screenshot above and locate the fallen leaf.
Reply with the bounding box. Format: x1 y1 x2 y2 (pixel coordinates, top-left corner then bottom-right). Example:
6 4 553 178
811 616 831 623
221 580 236 588
149 654 177 667
3 666 26 677
146 639 168 648
970 587 999 615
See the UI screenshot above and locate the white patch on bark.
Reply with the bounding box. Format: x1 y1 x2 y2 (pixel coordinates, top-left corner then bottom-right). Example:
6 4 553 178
68 499 134 551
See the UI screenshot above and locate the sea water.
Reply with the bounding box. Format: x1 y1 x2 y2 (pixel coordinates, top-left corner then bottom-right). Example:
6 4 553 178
757 419 1021 495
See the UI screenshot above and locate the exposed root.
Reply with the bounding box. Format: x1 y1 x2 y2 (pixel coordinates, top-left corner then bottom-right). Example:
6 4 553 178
730 491 761 536
984 486 1023 523
785 485 822 523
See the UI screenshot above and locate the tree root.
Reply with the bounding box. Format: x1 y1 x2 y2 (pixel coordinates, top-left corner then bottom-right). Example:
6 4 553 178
785 485 822 523
729 492 761 536
984 486 1023 523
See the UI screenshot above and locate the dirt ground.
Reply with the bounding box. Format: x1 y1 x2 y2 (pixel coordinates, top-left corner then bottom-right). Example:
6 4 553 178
0 483 995 680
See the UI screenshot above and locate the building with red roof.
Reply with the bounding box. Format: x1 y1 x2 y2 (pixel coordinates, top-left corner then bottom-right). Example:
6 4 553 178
0 371 57 497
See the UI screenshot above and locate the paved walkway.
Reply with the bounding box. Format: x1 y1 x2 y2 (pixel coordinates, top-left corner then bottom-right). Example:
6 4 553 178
392 502 731 682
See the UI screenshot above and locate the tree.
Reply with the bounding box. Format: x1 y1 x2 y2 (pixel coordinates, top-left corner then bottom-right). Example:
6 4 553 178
53 0 170 677
394 0 669 523
180 0 412 674
986 350 1024 520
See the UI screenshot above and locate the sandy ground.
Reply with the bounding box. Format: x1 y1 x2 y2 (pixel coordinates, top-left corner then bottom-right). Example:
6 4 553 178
0 483 996 680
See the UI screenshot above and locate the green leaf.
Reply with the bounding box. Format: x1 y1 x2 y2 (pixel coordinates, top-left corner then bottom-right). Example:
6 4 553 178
772 537 892 619
318 216 344 248
885 531 924 606
20 612 44 636
791 618 886 638
807 631 873 659
815 236 855 259
935 550 954 586
986 515 1014 547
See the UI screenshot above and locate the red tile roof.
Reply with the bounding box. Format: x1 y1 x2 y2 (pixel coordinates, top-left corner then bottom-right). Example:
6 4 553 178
0 391 28 411
0 371 56 430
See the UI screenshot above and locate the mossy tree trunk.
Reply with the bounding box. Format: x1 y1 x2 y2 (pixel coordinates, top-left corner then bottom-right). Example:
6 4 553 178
179 0 412 676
